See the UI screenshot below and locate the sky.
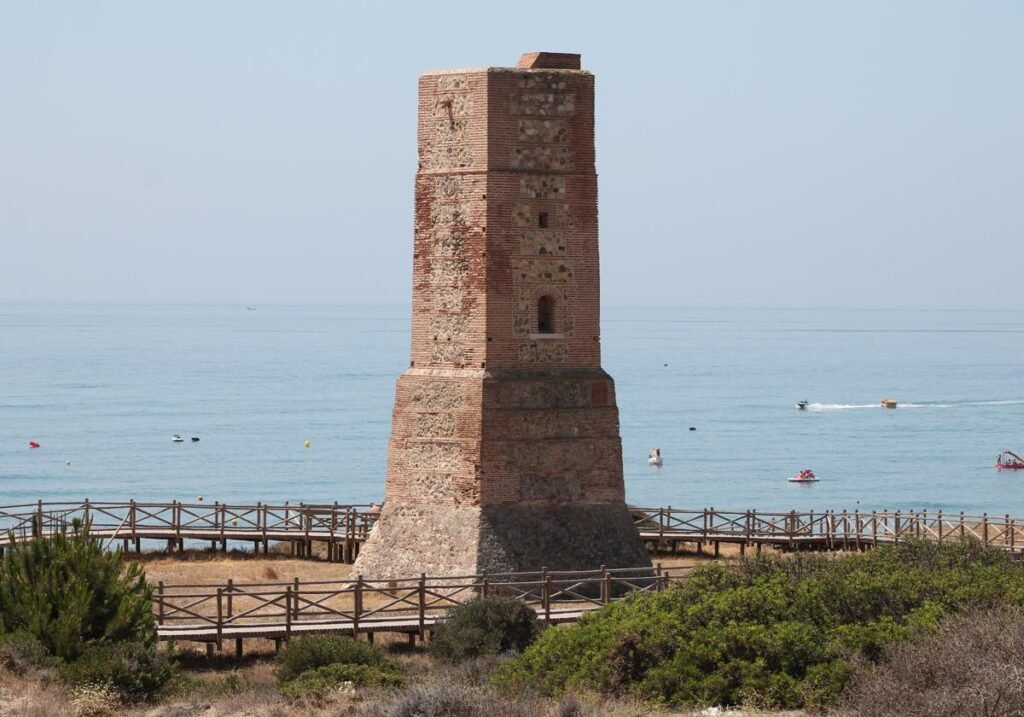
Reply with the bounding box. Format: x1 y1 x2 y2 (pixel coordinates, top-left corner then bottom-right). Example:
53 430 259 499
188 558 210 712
1 1 1021 309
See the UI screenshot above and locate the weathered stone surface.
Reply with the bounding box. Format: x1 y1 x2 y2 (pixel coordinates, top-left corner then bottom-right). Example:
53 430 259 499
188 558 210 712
477 504 649 572
354 53 648 579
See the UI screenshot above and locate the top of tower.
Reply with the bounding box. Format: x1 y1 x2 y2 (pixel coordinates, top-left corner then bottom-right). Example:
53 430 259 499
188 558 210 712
515 52 581 70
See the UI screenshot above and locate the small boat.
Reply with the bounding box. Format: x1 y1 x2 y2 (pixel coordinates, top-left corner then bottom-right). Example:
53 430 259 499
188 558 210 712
647 448 663 466
788 468 818 483
996 451 1024 470
880 398 898 409
28 440 40 449
796 400 809 410
191 436 200 442
172 434 184 443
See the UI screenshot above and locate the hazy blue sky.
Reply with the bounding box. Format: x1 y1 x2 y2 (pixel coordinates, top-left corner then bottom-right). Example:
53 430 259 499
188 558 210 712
1 2 1021 308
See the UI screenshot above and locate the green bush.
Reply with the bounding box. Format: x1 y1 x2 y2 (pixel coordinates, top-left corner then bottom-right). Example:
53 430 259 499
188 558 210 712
0 522 154 661
0 631 56 674
276 634 390 683
58 640 176 701
430 596 541 662
501 539 1024 710
280 662 404 700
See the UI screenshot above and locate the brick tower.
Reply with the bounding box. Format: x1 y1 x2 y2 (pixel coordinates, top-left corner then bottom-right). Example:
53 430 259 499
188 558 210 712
354 52 650 578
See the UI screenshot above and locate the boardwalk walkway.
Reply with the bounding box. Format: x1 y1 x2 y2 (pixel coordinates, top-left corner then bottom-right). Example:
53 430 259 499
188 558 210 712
154 566 667 653
3 500 1023 560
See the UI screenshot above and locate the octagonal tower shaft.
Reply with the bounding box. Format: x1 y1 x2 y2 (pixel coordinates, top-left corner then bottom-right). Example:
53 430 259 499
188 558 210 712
354 53 650 578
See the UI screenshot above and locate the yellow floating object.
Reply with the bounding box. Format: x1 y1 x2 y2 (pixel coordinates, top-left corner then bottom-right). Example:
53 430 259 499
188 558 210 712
197 496 204 501
880 398 898 409
304 440 311 449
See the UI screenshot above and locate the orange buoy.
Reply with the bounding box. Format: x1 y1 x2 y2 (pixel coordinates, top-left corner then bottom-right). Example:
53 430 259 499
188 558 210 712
28 440 40 449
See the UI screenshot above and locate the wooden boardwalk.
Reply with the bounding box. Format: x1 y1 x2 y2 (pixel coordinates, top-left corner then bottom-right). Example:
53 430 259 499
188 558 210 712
3 500 1023 560
153 566 669 653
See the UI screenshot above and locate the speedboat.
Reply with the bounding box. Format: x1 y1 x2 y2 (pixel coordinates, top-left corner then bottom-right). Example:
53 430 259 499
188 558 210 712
788 468 818 483
172 434 184 443
996 451 1024 470
648 448 663 466
796 400 809 410
880 399 898 409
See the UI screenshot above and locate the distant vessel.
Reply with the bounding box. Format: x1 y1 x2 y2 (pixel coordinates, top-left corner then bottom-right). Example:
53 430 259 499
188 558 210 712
648 447 663 466
796 400 809 410
191 436 200 442
880 398 898 409
995 451 1024 470
172 434 184 443
788 468 818 483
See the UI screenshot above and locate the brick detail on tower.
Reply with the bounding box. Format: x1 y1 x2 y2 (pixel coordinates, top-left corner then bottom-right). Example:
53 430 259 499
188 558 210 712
353 53 650 578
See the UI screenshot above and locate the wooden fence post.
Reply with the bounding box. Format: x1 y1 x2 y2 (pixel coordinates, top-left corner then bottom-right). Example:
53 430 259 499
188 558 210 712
418 573 426 641
983 514 989 546
601 565 610 603
938 511 944 543
157 581 165 626
353 575 363 638
542 568 552 624
480 570 489 599
227 578 234 621
285 586 292 642
216 588 223 651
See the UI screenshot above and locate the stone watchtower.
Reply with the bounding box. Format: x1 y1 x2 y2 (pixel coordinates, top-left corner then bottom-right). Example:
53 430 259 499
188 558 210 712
354 52 650 578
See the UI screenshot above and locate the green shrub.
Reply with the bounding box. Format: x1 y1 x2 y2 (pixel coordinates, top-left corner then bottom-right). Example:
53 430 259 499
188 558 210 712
501 539 1024 710
0 522 154 661
276 634 389 683
58 641 176 701
280 662 404 700
0 630 56 673
430 596 541 662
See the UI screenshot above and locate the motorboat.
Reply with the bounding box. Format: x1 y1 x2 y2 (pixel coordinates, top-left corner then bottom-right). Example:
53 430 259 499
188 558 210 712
796 400 809 410
880 399 898 409
996 451 1024 470
172 434 184 443
648 448 663 466
788 468 818 483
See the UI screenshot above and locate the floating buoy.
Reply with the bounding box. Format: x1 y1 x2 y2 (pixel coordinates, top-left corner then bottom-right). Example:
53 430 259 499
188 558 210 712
191 436 200 442
689 427 697 431
28 440 41 448
65 459 71 465
197 496 204 501
304 440 311 449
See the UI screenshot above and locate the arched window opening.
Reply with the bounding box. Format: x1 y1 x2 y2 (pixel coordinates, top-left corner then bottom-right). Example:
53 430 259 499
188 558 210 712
537 295 555 334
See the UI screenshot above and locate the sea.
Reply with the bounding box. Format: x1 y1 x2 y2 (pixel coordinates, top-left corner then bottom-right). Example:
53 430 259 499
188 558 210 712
1 304 1022 518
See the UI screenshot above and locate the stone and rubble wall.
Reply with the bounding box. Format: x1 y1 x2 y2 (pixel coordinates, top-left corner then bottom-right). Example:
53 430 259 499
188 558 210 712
354 53 649 580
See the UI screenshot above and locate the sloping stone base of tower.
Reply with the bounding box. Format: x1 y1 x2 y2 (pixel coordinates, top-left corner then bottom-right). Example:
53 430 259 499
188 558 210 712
353 503 650 580
477 504 651 573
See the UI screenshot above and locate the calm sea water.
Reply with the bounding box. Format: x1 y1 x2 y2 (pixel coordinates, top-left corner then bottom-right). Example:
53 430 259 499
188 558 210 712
1 304 1022 517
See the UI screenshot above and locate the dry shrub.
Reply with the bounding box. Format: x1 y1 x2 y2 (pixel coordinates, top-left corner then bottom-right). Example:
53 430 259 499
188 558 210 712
262 565 279 580
69 683 120 717
840 609 1024 717
357 680 550 717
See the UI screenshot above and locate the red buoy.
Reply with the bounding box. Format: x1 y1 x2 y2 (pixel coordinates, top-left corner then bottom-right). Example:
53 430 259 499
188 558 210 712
28 440 40 449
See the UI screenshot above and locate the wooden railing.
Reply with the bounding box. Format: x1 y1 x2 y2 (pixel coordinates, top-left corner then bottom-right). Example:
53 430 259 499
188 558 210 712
630 506 1024 553
0 500 376 560
4 501 1024 557
154 565 671 646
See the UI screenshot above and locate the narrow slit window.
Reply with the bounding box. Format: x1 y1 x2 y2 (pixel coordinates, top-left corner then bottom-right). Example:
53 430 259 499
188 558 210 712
538 296 554 334
538 212 549 229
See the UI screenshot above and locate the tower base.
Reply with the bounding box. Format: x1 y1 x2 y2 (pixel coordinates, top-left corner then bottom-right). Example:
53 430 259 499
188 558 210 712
353 503 651 579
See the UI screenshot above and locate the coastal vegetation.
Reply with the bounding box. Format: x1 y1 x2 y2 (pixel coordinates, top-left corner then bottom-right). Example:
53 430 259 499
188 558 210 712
500 539 1024 710
3 536 1024 714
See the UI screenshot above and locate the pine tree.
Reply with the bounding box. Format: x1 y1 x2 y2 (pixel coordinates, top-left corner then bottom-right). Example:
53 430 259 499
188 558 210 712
0 520 154 660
